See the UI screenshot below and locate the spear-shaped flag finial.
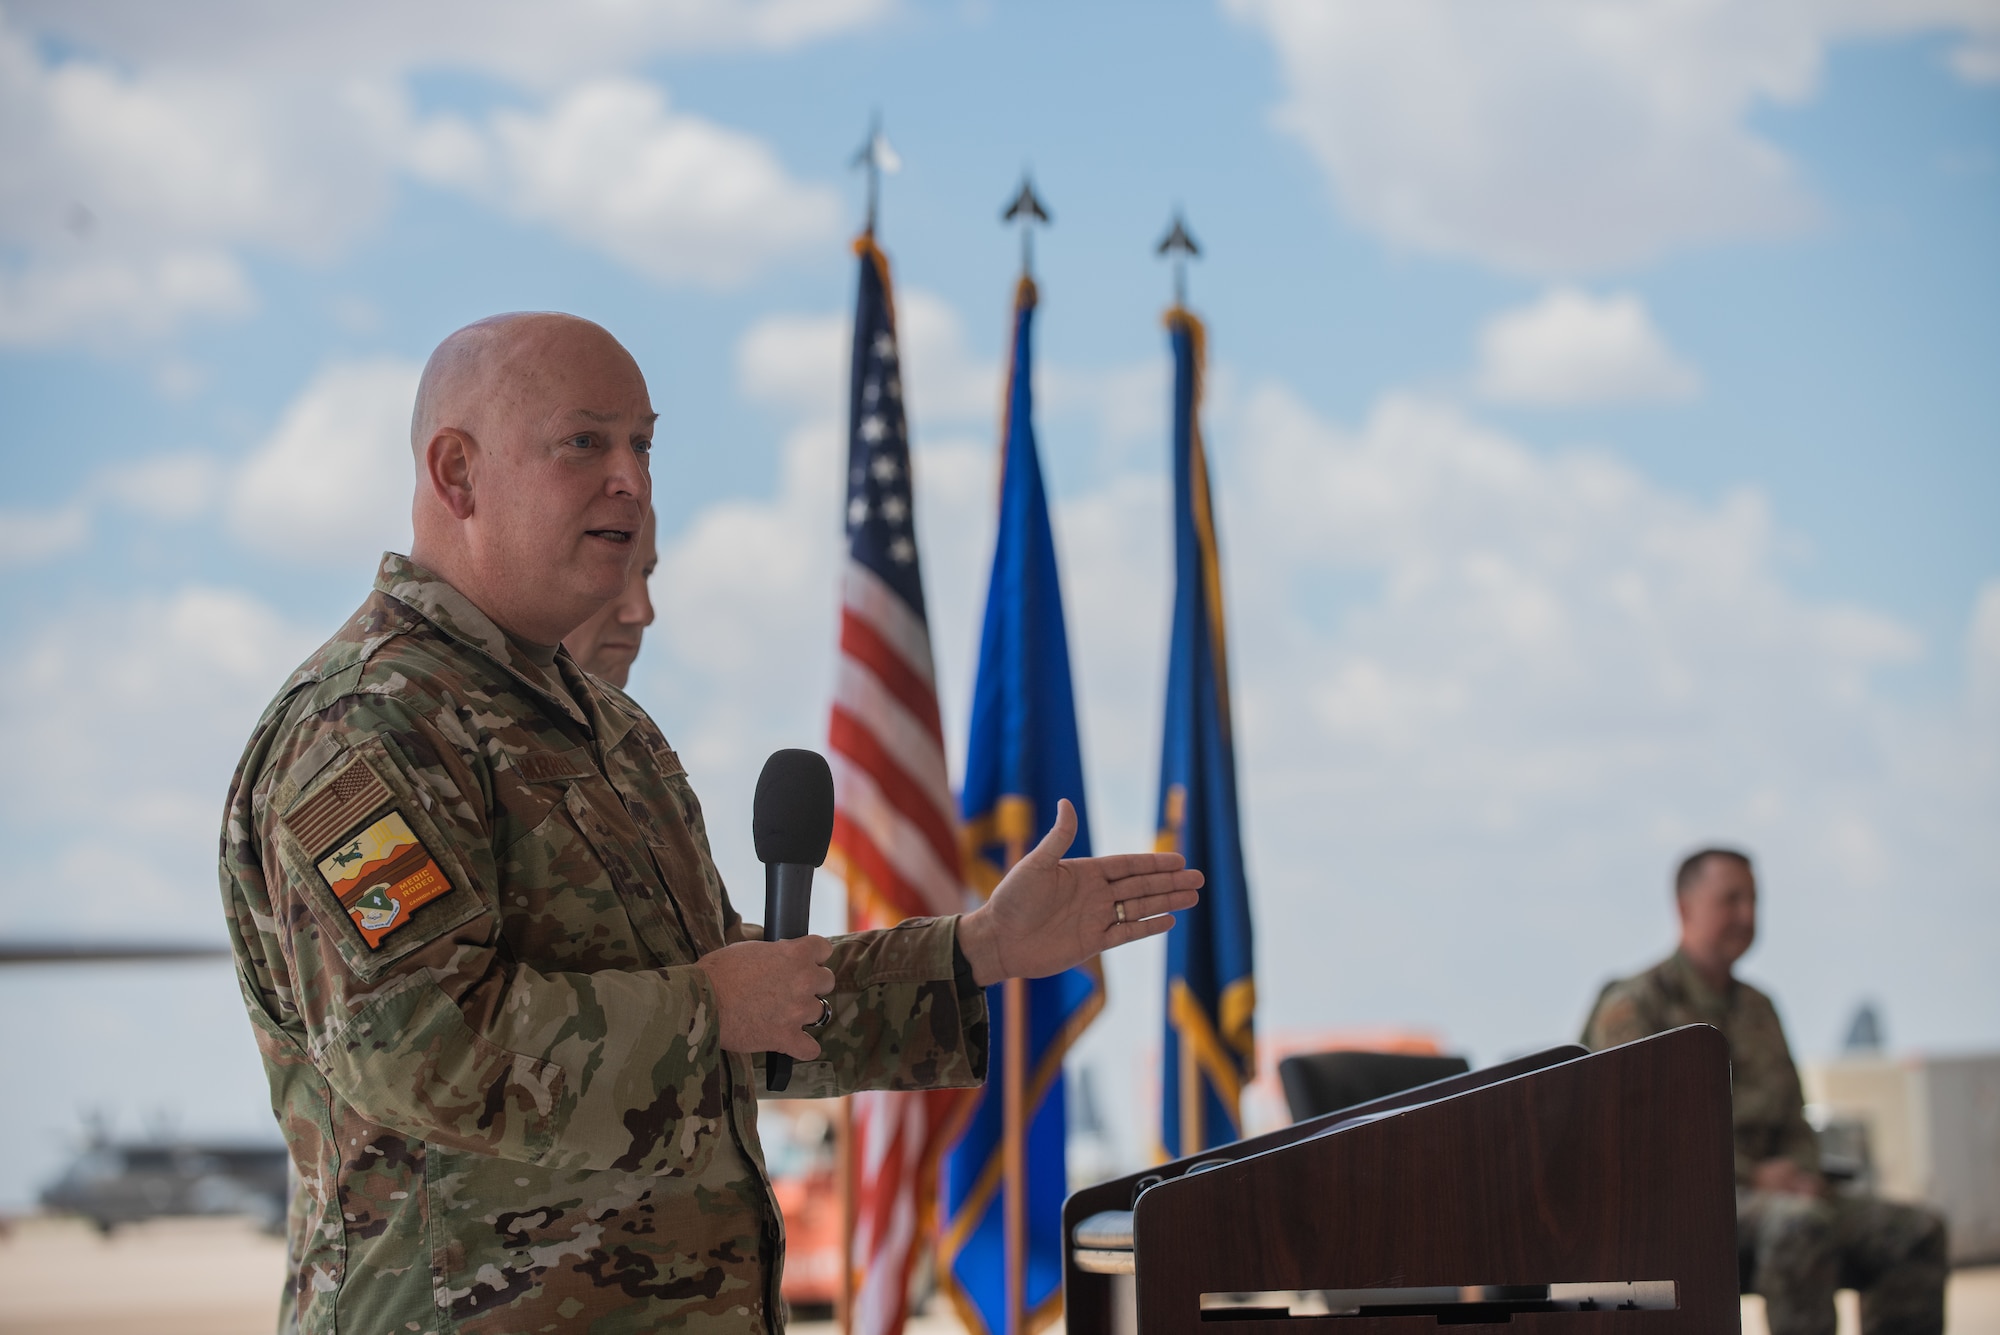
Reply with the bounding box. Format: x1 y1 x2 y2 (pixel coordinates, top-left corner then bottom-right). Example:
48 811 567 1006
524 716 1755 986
851 112 901 237
1156 209 1201 308
1001 172 1052 278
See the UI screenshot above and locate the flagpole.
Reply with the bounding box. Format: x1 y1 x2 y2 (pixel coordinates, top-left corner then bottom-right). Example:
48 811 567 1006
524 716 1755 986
1001 819 1029 1335
1157 208 1205 1166
996 175 1051 1335
1003 976 1027 1335
851 111 899 241
1160 209 1200 1162
839 117 897 1335
1156 209 1201 313
836 1092 854 1335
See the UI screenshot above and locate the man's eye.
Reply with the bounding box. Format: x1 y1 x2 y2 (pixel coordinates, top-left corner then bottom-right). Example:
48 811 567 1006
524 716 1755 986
567 434 596 450
633 438 653 456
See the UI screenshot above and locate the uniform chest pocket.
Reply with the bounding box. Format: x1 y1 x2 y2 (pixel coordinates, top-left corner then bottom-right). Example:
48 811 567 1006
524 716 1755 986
496 796 660 971
586 733 729 957
561 783 702 965
644 833 727 958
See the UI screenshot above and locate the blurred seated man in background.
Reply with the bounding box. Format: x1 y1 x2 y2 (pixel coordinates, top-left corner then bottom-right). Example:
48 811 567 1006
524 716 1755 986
563 507 655 685
1583 848 1946 1335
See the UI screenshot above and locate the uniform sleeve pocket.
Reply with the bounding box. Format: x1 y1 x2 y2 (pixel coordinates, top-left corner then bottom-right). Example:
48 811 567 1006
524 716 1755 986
277 737 489 983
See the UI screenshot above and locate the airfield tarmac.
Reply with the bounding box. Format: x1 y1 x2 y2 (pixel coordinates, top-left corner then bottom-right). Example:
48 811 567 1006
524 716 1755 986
0 1214 1994 1334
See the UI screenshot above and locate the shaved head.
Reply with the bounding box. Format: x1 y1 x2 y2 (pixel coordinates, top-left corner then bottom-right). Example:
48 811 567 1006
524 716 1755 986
411 312 645 458
407 312 657 647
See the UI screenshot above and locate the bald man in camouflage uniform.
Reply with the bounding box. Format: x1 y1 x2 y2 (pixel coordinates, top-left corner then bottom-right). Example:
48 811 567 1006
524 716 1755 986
220 313 1201 1334
1584 849 1945 1335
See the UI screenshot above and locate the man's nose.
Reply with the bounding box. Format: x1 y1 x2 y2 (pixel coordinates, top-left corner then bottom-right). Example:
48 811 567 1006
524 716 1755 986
620 578 656 626
606 443 650 500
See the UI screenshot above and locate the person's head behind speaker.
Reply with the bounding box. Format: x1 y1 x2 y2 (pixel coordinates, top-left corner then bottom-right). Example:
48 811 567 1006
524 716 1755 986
1674 846 1756 991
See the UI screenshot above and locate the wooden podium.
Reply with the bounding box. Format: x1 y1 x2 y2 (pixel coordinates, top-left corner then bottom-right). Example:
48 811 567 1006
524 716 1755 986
1063 1026 1739 1332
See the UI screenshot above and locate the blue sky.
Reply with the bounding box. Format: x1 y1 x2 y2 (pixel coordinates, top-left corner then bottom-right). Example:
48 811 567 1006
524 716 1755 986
1 0 1996 1201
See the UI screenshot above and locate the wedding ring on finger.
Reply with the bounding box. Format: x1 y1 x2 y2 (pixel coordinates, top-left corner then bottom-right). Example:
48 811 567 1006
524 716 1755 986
812 996 832 1029
1114 900 1128 925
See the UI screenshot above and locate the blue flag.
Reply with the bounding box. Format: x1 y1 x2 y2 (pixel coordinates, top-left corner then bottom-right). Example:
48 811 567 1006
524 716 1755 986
939 276 1101 1335
1157 307 1256 1157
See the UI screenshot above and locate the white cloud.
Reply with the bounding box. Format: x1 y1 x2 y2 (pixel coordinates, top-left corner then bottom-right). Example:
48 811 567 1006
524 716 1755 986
4 40 385 253
152 356 210 400
737 310 849 415
1949 25 2000 82
639 423 848 893
1226 386 1925 737
412 80 839 287
1971 578 2000 725
0 16 375 343
1476 287 1701 406
693 288 1007 840
735 286 1000 428
640 412 1000 931
1227 0 2000 273
0 250 256 348
229 358 422 571
1207 384 1991 1055
898 291 1003 426
1045 362 1169 468
1071 379 1993 1157
8 0 892 84
6 272 1988 1182
0 503 89 567
99 451 225 521
0 579 316 1208
0 584 319 933
0 0 878 344
657 298 1000 876
635 292 1997 1176
0 451 224 567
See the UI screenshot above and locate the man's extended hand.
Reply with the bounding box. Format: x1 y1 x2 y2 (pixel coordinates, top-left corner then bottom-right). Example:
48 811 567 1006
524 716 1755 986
694 936 836 1060
956 798 1203 988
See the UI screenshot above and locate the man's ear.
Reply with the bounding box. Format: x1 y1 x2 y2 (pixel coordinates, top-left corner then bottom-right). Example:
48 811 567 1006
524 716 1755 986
425 428 478 520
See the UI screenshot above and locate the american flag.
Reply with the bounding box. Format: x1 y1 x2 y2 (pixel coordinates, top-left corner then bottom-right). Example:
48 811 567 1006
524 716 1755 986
827 233 968 1335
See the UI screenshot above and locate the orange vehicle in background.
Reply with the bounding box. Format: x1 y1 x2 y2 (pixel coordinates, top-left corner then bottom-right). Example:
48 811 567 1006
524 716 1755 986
760 1100 843 1317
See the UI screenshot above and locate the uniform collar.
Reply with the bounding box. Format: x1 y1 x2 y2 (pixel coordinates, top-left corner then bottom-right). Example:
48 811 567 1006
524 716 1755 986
1666 948 1736 1020
374 552 614 737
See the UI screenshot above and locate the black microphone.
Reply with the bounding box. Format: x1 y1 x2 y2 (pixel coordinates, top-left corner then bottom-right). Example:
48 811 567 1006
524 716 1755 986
751 748 836 1092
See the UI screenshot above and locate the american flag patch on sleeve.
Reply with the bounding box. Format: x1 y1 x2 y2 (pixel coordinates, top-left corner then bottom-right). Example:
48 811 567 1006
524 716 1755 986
286 759 393 856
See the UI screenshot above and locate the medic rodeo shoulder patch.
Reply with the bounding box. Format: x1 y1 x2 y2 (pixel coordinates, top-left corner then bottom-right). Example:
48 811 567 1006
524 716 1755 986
316 812 452 949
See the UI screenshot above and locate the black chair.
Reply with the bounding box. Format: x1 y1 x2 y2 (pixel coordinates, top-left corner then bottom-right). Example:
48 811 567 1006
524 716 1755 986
1277 1050 1472 1122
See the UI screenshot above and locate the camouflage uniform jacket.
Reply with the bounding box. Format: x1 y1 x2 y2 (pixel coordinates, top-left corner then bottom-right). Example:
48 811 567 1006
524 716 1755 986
218 554 989 1334
1583 950 1818 1187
